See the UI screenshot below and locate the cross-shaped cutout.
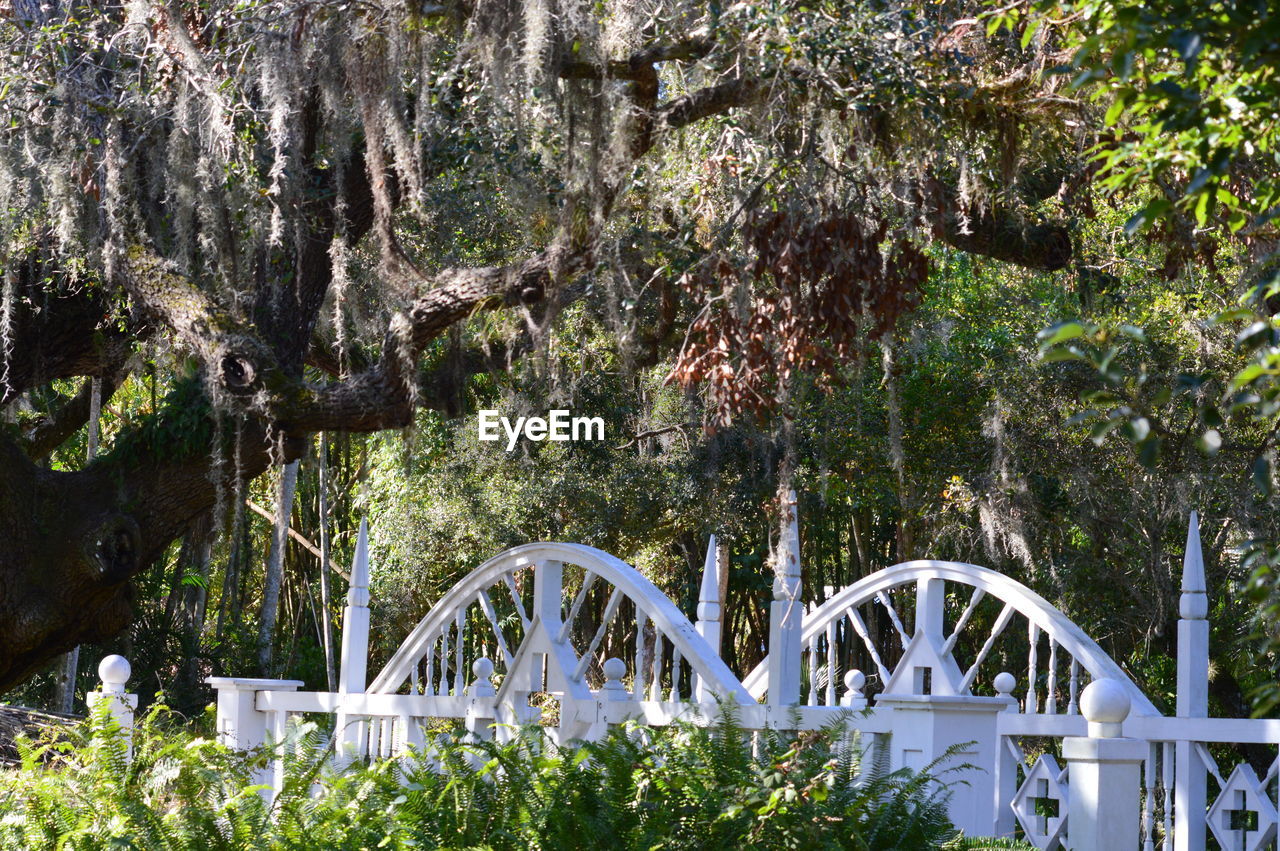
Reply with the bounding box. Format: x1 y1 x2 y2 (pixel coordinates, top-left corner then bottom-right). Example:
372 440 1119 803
1031 777 1059 835
1227 789 1260 836
1207 762 1278 851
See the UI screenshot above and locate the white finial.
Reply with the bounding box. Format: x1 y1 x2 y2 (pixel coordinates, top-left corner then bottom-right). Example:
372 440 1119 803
841 669 867 709
994 671 1018 712
469 657 495 697
1180 511 1207 620
98 655 131 694
602 657 629 700
348 518 370 608
1080 678 1131 738
698 535 721 623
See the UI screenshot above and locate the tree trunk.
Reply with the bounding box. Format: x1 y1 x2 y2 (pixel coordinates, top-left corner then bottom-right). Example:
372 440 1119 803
52 376 100 714
258 460 300 675
317 433 337 692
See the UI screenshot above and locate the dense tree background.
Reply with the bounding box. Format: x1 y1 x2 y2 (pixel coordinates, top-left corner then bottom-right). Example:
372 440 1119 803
0 0 1278 728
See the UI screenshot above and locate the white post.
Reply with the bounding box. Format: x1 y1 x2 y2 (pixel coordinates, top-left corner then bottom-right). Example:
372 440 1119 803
767 490 802 706
1175 512 1208 851
992 672 1019 838
1062 678 1146 851
87 655 138 761
694 535 723 702
464 657 496 756
336 519 371 762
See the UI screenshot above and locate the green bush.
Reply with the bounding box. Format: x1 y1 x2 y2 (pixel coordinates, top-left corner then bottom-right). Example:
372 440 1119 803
0 701 1031 850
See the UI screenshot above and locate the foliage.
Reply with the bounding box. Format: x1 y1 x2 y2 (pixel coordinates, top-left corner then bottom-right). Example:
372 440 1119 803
0 703 981 850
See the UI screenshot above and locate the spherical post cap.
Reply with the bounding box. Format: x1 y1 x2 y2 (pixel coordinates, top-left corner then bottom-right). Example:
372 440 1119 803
603 657 627 681
993 672 1016 695
98 654 131 687
844 669 866 692
1080 678 1131 724
472 657 495 680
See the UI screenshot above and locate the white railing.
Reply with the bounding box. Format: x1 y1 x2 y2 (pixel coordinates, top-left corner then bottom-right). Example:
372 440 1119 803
64 503 1239 848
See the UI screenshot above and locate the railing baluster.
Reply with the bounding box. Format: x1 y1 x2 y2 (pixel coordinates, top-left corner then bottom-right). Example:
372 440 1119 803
826 621 837 706
958 603 1016 695
1046 639 1058 714
501 572 531 630
845 606 891 683
559 571 598 642
438 625 450 695
649 634 665 701
573 585 626 681
1143 742 1156 851
875 590 910 646
634 609 649 700
807 635 818 706
1067 657 1079 715
453 610 466 695
669 649 683 701
1026 623 1040 714
423 636 435 696
942 587 986 656
476 590 515 669
1161 742 1173 851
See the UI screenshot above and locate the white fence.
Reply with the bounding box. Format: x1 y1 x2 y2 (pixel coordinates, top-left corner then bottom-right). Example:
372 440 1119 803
86 502 1279 849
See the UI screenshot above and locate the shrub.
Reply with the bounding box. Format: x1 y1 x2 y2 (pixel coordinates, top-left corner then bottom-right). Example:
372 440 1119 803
0 701 1032 850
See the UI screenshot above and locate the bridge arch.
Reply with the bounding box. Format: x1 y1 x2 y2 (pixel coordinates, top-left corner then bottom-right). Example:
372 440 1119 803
368 542 751 704
743 559 1159 717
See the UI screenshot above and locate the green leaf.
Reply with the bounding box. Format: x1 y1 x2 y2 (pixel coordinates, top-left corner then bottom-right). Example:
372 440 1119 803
1041 346 1086 363
1138 434 1162 468
1233 363 1266 389
1038 321 1087 346
1255 455 1274 498
1090 418 1123 445
1020 18 1042 50
1237 322 1276 350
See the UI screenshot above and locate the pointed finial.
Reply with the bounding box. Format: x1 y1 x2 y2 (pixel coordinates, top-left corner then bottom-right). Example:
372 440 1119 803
698 535 721 623
1180 511 1207 620
348 519 370 607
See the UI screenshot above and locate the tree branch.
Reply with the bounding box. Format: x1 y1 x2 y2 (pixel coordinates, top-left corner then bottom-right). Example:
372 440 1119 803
20 372 124 461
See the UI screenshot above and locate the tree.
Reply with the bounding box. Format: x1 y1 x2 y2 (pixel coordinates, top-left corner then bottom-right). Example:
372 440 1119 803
0 0 1087 691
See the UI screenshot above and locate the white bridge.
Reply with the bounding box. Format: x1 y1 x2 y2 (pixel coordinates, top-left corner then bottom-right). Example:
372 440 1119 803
164 495 1277 849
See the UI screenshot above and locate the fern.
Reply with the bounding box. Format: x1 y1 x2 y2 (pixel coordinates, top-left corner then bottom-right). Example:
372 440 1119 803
0 702 980 849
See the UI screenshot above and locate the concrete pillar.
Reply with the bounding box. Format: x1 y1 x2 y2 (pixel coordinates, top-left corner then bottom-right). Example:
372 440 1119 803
1062 678 1146 851
877 692 1010 837
87 655 138 761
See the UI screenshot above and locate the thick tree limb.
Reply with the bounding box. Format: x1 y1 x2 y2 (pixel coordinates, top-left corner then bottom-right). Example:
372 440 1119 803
0 256 136 404
925 178 1073 272
20 372 123 461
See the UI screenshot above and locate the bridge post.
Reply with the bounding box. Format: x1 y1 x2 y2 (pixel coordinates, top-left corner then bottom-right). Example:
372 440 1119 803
336 519 372 763
767 490 802 706
87 655 138 762
1175 511 1208 851
1063 678 1146 851
694 535 723 702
